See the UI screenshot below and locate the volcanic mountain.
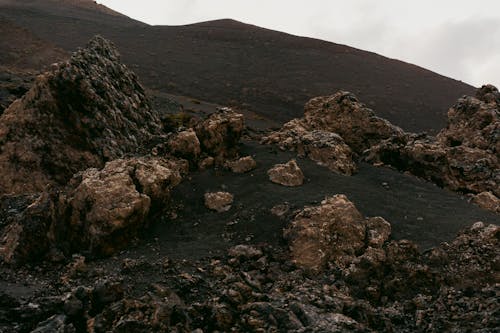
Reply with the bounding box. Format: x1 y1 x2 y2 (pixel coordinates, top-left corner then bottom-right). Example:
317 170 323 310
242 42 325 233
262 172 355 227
0 0 474 133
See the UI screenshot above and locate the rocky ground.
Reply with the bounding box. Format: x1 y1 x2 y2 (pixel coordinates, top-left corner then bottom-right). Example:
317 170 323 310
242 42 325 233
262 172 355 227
0 37 498 332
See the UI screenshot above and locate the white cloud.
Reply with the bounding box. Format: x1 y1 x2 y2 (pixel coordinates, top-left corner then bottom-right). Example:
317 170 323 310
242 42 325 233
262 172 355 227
97 0 500 87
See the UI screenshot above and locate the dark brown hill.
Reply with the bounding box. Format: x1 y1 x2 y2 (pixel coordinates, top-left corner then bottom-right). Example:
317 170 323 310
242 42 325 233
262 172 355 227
0 0 475 133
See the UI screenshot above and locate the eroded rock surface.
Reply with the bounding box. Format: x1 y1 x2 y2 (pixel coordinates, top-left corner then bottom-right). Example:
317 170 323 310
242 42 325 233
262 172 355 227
225 156 257 173
267 160 304 187
470 191 500 213
262 119 357 175
194 107 244 163
284 195 391 270
0 157 186 262
204 191 234 213
365 85 499 200
0 36 162 195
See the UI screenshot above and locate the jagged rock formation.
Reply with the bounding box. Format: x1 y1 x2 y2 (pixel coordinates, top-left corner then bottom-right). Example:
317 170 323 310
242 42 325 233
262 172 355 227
470 191 500 213
365 85 499 204
0 157 187 263
0 36 162 195
204 191 234 213
262 91 403 175
267 160 304 186
284 195 391 271
262 119 357 175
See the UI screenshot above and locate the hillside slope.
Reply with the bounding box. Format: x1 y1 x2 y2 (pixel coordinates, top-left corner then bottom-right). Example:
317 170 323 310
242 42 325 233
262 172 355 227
0 0 475 133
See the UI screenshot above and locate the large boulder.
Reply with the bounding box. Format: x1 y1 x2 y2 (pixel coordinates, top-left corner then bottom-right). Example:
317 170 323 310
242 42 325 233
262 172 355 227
0 157 186 262
55 157 186 256
284 194 391 271
0 36 162 194
204 192 234 213
262 119 356 175
194 107 244 163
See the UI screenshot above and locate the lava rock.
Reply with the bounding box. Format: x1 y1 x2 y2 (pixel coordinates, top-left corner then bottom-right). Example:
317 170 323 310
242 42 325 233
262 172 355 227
204 191 234 213
267 159 304 187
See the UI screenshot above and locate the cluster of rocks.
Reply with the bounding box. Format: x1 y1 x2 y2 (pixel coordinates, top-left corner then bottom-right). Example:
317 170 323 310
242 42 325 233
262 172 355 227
365 85 499 211
263 89 499 213
0 36 246 264
1 196 497 332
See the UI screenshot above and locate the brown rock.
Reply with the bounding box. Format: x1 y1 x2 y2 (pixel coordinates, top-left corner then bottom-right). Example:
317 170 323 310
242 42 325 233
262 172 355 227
204 191 234 213
225 156 257 173
365 86 499 196
0 36 162 195
470 192 500 213
166 128 201 161
303 91 404 154
56 157 184 256
262 119 357 175
267 160 304 187
195 107 244 163
284 195 391 271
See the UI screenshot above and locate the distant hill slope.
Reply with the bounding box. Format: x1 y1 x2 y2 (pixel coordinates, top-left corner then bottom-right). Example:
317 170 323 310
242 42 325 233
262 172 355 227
0 0 475 132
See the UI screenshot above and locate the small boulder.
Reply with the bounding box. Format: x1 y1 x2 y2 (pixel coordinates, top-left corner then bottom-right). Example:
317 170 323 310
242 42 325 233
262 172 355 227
204 192 234 213
225 156 257 173
470 192 500 213
267 160 304 187
166 128 201 162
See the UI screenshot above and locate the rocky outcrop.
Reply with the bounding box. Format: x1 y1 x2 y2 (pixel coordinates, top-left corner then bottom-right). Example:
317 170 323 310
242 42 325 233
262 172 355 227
0 36 162 195
194 107 244 163
204 191 234 213
262 119 357 175
303 92 405 154
262 91 404 175
284 195 391 270
225 156 257 173
365 86 499 199
0 157 186 263
267 160 304 186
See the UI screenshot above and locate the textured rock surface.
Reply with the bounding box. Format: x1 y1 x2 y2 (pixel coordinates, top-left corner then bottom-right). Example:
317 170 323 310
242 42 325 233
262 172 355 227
262 119 356 175
365 86 499 199
0 36 161 195
2 221 497 332
267 160 304 186
56 157 185 256
165 128 201 162
225 156 257 173
204 191 234 213
303 91 405 154
0 157 185 262
195 107 244 163
470 191 500 213
284 195 391 270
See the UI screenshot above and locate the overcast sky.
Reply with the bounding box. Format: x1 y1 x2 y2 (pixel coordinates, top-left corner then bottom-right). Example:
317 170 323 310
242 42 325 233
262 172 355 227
96 0 500 88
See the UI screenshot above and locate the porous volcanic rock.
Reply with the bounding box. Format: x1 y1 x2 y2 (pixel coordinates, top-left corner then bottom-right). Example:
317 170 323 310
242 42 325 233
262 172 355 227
225 156 257 173
0 157 186 262
194 107 244 163
0 36 162 195
284 194 391 271
165 128 201 162
267 160 304 187
303 91 405 154
204 191 234 213
262 119 356 175
56 157 186 256
365 86 499 198
470 191 500 213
